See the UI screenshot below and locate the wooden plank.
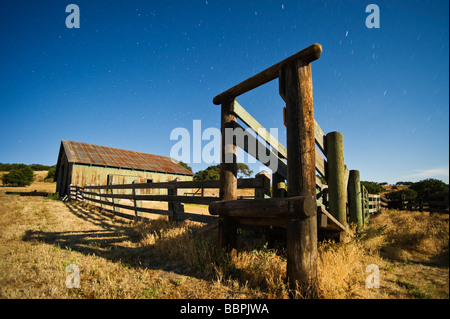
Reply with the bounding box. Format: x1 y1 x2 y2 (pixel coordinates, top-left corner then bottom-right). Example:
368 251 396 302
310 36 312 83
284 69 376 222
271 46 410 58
231 100 287 159
317 205 346 232
82 191 218 205
213 43 322 105
85 178 261 191
209 195 316 219
83 196 170 216
315 148 326 178
233 123 287 178
314 120 326 155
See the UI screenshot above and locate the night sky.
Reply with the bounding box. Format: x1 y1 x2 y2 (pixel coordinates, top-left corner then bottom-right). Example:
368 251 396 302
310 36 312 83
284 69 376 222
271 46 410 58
0 0 448 183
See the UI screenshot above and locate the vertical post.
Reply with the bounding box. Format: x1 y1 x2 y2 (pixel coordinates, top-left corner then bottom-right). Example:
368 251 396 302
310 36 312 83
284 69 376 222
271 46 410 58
111 183 119 215
218 98 238 250
348 170 363 229
326 131 347 227
272 172 287 198
255 171 271 199
280 59 318 296
168 179 182 222
132 181 142 219
99 184 103 209
168 185 175 222
83 185 88 203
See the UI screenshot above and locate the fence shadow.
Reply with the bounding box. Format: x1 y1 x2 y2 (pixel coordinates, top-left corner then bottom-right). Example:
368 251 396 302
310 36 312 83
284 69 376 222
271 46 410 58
21 201 199 277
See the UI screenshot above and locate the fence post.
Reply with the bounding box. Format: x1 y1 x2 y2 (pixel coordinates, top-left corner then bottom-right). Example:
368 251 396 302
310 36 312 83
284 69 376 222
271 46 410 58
272 172 287 198
255 171 271 199
111 182 119 215
68 184 72 201
280 59 318 296
348 170 363 229
99 184 104 210
132 180 142 219
218 98 238 250
82 185 87 203
168 179 181 222
326 131 347 227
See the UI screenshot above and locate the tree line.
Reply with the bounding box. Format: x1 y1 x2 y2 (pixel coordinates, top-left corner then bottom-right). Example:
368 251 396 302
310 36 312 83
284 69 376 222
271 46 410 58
1 163 56 187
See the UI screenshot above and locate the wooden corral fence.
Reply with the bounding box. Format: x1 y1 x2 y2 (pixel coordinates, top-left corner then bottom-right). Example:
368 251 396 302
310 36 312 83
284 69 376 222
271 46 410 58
387 191 449 214
208 43 369 295
67 43 376 296
68 173 270 223
361 186 388 222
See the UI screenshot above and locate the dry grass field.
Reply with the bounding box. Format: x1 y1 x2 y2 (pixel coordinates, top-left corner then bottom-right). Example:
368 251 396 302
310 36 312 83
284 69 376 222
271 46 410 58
0 175 448 299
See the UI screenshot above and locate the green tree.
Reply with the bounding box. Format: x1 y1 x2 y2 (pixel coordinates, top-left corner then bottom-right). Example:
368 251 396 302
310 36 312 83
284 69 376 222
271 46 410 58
1 166 35 187
30 164 53 171
360 181 384 194
194 163 254 181
194 165 220 181
389 188 418 200
177 161 192 173
237 163 253 178
409 178 449 198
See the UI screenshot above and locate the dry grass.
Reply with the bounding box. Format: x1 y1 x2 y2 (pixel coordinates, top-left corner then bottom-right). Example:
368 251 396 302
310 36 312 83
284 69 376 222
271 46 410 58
0 184 448 299
0 171 56 194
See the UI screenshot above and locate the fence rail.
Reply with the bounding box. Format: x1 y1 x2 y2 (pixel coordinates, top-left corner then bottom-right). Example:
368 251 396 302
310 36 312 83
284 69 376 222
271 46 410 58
69 175 270 222
388 192 449 213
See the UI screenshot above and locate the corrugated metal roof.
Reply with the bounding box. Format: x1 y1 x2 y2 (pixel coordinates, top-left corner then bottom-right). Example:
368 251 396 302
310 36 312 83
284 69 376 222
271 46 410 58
61 140 193 176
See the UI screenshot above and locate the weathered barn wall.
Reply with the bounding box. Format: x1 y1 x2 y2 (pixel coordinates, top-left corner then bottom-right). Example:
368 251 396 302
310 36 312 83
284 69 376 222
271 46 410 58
70 164 193 195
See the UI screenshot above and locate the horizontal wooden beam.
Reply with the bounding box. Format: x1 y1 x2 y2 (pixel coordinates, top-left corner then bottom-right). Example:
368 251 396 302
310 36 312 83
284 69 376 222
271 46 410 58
233 123 287 179
81 190 218 205
213 43 322 105
209 195 316 219
79 178 262 191
317 205 346 232
231 100 287 159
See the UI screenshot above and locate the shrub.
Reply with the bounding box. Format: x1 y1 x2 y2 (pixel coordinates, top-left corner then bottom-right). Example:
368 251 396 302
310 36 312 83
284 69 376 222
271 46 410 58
1 166 35 187
46 166 57 180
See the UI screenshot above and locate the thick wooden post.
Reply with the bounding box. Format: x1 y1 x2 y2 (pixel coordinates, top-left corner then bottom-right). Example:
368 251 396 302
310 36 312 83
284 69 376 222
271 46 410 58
218 98 238 250
272 172 287 198
280 60 318 296
326 131 347 227
255 171 271 199
348 170 363 228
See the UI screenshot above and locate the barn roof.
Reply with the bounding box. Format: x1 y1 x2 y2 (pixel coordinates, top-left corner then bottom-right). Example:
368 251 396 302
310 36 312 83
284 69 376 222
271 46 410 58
59 140 194 176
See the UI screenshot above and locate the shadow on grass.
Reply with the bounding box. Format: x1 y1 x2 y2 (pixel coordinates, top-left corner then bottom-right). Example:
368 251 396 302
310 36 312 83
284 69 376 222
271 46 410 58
21 201 199 277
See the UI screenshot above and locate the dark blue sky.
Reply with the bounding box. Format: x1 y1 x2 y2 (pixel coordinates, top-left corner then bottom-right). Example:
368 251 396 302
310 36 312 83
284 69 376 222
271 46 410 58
1 0 448 183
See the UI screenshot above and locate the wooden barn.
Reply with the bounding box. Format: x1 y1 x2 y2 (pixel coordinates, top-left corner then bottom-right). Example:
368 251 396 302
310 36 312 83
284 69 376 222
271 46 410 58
55 140 194 197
